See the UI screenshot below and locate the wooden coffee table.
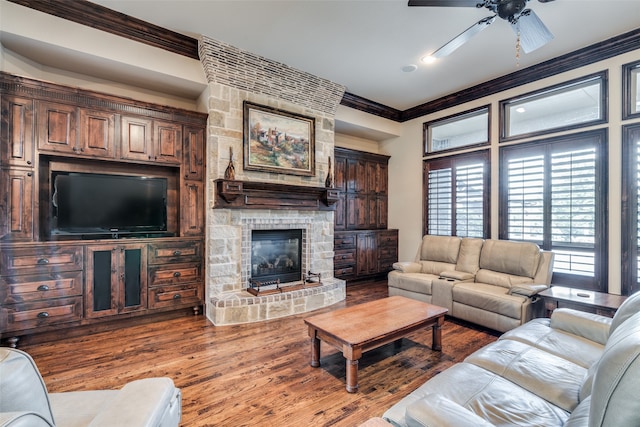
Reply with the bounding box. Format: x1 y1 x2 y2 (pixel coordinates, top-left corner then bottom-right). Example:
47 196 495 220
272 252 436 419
304 296 448 392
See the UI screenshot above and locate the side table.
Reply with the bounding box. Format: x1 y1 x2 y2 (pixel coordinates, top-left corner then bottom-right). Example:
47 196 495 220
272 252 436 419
539 286 627 318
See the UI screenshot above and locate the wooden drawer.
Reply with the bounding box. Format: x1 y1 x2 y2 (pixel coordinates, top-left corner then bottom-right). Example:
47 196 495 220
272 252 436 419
1 246 83 275
378 246 398 260
378 260 395 273
334 249 356 266
148 283 202 309
377 230 398 247
334 266 356 279
334 233 356 249
148 240 202 264
149 263 202 286
1 271 83 304
1 297 82 332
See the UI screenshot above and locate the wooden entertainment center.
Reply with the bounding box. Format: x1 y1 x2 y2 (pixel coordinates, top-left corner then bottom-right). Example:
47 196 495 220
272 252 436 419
0 73 207 347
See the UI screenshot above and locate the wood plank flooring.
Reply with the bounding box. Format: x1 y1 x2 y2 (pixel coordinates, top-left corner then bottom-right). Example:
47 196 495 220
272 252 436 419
20 279 500 426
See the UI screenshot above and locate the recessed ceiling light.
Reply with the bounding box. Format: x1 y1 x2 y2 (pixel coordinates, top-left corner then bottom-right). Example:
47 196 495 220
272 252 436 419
421 55 437 65
516 107 526 113
402 64 418 73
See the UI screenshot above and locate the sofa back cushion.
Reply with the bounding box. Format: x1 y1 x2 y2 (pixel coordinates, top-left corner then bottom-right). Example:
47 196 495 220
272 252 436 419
589 311 640 426
609 290 640 336
419 235 461 264
479 240 541 278
456 238 483 274
0 348 55 426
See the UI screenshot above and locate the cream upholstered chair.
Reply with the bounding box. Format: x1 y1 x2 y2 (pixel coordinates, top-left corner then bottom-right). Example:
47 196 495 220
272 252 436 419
0 347 181 427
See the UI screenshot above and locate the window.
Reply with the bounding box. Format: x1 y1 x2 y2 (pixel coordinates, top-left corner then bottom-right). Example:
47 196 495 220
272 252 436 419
424 106 490 154
621 123 640 295
623 60 640 120
500 130 607 291
501 72 607 141
424 151 489 238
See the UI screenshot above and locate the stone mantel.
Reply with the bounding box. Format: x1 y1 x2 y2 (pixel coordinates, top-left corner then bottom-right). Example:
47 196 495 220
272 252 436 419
214 179 339 211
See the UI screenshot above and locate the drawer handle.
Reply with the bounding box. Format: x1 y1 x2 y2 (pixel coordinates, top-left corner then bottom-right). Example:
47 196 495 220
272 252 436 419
173 271 182 277
173 250 182 256
37 258 49 265
37 285 50 292
173 293 182 300
37 312 49 318
342 255 347 259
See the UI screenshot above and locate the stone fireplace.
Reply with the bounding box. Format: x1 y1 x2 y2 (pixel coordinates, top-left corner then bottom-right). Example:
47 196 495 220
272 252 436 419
199 36 347 325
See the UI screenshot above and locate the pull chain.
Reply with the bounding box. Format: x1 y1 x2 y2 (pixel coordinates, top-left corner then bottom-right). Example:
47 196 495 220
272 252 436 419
515 31 521 67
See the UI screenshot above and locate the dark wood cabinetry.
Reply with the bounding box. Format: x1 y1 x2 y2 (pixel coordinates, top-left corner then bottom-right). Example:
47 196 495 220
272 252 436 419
0 73 206 346
333 147 396 282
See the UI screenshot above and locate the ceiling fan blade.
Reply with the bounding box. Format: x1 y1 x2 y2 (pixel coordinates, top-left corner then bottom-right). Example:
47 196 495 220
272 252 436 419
408 0 481 7
431 15 496 58
512 10 554 53
537 0 555 2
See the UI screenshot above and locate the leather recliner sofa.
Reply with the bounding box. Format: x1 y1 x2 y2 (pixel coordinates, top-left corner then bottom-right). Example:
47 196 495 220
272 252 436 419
388 235 554 332
0 347 181 427
382 289 640 427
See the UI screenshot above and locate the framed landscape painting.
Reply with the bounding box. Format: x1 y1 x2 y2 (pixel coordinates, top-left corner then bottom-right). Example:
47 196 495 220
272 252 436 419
243 101 315 177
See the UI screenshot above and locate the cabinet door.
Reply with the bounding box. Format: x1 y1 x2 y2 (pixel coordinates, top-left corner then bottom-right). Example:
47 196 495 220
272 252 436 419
334 193 346 230
121 116 153 162
183 126 204 180
181 181 204 236
153 121 182 165
375 196 388 229
346 193 367 229
356 233 377 276
37 101 78 153
85 244 147 318
78 108 116 158
0 168 34 241
346 158 366 193
333 155 347 191
1 96 34 168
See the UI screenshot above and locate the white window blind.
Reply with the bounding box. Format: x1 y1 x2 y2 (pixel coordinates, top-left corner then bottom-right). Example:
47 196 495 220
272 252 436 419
455 163 485 238
427 167 452 236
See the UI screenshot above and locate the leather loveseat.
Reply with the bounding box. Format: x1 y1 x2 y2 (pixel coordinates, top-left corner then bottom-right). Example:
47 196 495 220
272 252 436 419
0 347 181 427
388 235 554 332
382 289 640 427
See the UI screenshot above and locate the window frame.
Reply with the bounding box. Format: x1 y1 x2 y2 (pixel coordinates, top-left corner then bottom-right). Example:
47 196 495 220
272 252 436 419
622 60 640 120
423 105 490 155
621 123 640 296
499 72 608 143
499 129 608 291
423 150 490 238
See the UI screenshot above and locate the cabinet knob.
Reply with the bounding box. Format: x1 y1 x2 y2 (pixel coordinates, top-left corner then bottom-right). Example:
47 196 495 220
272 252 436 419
37 312 49 318
37 285 50 292
173 271 181 278
173 250 182 256
27 172 33 177
27 160 32 165
36 258 49 265
342 255 347 259
173 293 182 300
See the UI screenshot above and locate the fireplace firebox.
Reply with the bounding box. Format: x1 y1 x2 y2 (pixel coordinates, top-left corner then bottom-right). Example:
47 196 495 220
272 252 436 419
250 229 302 285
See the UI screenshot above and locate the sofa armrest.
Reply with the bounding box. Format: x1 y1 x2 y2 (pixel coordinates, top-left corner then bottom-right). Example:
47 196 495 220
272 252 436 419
405 394 495 427
392 262 422 274
439 270 474 282
0 412 54 427
550 308 612 345
508 283 549 297
88 378 181 427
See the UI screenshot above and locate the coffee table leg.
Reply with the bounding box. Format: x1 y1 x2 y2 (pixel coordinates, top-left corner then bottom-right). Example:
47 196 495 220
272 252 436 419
346 359 359 393
432 316 444 351
309 327 320 367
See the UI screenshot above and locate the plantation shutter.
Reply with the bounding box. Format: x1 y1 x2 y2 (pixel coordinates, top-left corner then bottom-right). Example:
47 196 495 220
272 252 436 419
427 167 452 236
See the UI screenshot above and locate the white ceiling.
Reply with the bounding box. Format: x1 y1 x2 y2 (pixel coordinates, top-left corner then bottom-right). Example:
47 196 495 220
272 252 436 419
82 0 640 111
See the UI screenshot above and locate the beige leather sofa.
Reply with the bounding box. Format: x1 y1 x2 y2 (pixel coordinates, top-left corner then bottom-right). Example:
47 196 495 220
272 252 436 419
388 235 554 332
382 290 640 427
0 348 181 426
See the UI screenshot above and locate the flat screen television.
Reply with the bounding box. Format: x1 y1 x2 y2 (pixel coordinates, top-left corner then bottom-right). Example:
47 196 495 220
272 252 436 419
51 171 168 237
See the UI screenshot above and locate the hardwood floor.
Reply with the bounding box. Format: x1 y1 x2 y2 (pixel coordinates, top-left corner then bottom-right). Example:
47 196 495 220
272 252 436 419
20 279 500 426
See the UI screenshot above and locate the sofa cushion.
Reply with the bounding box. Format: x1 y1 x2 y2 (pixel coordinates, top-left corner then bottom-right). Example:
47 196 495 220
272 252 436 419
455 237 483 274
475 269 535 289
479 239 541 278
500 318 605 368
609 290 640 336
452 282 526 319
387 272 438 295
418 260 457 276
419 235 461 263
0 349 55 426
465 339 586 412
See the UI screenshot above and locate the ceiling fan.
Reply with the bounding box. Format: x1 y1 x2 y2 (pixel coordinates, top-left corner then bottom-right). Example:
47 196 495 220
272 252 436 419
409 0 555 59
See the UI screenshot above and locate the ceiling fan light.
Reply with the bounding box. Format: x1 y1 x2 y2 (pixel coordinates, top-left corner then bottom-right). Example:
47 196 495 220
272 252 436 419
421 55 438 64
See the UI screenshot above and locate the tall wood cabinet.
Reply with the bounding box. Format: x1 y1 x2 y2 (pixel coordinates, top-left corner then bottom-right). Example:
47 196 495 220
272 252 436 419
0 73 207 346
333 148 398 281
